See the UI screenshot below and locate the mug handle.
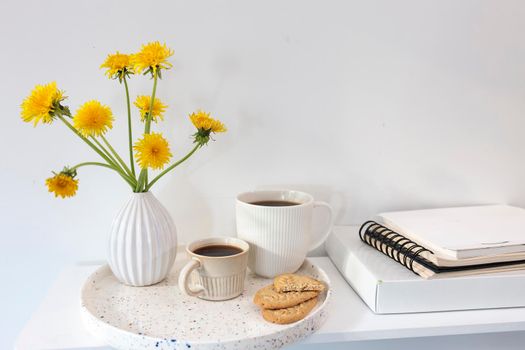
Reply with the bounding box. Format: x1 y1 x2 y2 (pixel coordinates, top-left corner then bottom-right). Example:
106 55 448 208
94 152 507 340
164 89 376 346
178 258 205 297
308 201 334 252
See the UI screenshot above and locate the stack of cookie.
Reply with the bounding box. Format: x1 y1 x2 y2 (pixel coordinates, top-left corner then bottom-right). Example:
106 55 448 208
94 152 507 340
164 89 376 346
253 274 326 324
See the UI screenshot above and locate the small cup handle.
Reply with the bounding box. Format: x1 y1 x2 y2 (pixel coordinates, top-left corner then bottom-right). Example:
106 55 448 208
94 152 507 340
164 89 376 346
308 201 334 252
178 258 205 297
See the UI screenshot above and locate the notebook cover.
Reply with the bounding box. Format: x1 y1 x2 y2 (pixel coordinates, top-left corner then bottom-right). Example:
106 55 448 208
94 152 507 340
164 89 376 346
377 205 525 259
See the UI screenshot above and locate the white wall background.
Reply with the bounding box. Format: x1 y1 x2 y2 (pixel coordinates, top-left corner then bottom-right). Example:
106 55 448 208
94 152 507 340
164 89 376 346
2 0 525 347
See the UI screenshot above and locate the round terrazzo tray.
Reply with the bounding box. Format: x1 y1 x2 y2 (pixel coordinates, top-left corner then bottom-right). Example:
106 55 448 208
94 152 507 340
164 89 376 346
80 256 331 350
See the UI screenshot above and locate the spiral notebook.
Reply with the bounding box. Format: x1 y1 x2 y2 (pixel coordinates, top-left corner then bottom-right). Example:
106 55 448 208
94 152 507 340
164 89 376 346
326 226 525 313
360 205 525 279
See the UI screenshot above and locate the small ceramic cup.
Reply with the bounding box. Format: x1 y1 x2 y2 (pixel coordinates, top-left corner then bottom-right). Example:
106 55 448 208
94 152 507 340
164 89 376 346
178 237 249 301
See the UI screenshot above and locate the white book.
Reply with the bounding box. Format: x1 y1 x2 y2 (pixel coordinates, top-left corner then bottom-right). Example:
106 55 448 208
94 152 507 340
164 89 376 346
378 204 525 259
326 226 525 314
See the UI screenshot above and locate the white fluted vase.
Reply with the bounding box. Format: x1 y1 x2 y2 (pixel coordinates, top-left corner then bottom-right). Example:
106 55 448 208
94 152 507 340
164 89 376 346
107 192 177 287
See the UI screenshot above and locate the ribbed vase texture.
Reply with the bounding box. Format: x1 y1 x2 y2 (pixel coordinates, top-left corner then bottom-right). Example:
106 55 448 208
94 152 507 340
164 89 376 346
108 192 177 286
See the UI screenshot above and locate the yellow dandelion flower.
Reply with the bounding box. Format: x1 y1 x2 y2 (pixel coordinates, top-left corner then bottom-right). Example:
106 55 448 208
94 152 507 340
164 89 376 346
100 52 132 80
21 82 66 126
134 132 172 169
190 110 227 133
73 100 114 137
46 172 79 198
189 110 226 146
134 95 167 122
131 41 173 75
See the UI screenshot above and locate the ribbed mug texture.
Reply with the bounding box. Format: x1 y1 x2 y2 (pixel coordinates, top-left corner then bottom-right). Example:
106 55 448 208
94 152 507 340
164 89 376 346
108 192 177 286
190 272 246 300
237 201 312 278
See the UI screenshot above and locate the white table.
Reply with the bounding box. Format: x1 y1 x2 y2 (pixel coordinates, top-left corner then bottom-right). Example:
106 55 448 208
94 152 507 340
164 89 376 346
15 258 525 350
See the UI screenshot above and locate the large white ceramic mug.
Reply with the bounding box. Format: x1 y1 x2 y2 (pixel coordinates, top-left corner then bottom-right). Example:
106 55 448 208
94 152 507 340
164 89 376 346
236 190 333 277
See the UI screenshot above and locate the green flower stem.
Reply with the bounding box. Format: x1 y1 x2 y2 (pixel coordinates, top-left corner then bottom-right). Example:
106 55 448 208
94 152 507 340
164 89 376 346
57 116 136 189
90 137 120 169
123 76 135 176
100 135 134 178
144 72 158 134
90 136 137 188
71 162 113 170
136 71 159 192
58 115 112 163
88 137 136 186
135 169 147 192
71 162 138 185
145 144 200 191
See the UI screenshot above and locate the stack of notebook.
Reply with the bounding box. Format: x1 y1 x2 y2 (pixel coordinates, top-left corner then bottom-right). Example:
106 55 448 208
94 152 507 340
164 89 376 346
326 204 525 313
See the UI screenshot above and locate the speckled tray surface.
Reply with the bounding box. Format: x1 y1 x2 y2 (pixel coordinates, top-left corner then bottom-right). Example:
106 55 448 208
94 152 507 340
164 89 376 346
80 256 331 350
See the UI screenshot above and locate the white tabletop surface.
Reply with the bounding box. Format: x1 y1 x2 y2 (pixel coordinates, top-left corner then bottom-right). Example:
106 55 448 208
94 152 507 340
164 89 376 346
15 257 525 350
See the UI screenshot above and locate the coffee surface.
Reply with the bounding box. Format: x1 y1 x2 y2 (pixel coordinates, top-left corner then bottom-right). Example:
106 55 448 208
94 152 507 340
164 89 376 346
250 200 300 207
193 244 243 257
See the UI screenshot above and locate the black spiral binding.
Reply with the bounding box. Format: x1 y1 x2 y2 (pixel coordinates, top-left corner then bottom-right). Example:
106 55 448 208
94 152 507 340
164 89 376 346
359 221 434 274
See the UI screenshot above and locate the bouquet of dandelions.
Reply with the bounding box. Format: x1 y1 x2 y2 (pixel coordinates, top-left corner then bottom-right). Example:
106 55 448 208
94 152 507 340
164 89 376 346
21 41 226 198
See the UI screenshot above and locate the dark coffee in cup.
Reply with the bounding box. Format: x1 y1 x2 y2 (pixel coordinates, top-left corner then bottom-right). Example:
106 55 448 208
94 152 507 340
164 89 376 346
250 200 299 207
192 244 243 257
